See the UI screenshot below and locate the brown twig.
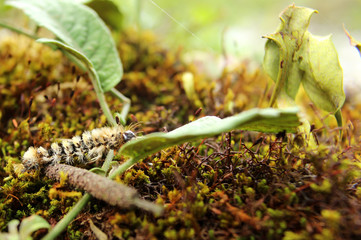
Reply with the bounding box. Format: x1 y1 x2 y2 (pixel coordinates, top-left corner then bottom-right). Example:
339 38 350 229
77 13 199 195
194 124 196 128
45 164 161 213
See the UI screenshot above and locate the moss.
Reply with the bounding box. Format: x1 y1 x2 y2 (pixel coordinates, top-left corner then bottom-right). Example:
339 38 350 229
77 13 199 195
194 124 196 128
1 25 361 240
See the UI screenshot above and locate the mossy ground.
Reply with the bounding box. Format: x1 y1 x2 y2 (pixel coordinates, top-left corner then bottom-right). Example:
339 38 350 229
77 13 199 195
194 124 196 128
0 29 361 240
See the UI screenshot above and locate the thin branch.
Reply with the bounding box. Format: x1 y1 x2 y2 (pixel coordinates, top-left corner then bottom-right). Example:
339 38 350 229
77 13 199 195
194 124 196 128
43 152 163 239
45 163 138 208
42 151 114 240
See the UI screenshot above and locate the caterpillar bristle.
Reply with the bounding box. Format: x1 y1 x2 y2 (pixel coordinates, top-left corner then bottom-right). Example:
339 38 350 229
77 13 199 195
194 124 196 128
22 125 137 170
22 147 40 170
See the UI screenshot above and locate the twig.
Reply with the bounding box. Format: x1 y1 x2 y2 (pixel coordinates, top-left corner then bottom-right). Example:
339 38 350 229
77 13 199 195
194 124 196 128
42 151 115 240
42 155 163 239
45 164 138 208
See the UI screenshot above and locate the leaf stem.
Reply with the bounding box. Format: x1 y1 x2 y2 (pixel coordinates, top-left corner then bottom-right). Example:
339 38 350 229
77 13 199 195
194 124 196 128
102 151 114 174
0 22 38 40
268 53 288 108
110 88 131 125
109 157 141 180
0 22 117 126
88 69 116 125
42 193 92 240
334 109 343 136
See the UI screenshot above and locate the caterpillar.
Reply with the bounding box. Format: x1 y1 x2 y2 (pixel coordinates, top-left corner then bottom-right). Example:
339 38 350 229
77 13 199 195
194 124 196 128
22 125 136 170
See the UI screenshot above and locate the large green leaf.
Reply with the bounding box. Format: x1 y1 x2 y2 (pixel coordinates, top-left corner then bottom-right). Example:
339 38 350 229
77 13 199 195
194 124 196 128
86 0 124 31
263 5 345 118
6 0 123 92
263 5 316 101
119 108 300 159
300 33 344 112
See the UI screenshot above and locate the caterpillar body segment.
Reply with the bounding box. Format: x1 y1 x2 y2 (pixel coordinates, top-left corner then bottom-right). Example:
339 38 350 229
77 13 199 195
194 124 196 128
22 126 136 170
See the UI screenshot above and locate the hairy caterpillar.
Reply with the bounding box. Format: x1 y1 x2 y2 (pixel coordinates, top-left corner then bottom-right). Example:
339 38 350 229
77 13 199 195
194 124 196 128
22 126 136 170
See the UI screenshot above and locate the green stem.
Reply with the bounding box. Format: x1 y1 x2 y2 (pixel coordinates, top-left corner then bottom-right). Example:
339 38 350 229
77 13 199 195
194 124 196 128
88 69 116 126
269 68 286 108
334 109 343 137
42 193 92 240
102 150 114 174
108 157 141 180
268 52 288 108
58 50 116 126
110 88 131 125
0 22 38 39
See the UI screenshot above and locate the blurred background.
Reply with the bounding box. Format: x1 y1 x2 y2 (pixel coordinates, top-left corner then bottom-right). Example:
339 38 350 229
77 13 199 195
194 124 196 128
127 0 361 95
1 0 361 95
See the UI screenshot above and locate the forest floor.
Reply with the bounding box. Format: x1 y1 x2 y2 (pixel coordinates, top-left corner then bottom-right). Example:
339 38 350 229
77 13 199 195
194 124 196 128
1 29 361 239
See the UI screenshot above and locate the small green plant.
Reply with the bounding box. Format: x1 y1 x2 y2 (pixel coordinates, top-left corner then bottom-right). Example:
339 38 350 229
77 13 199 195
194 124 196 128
263 4 345 127
0 1 302 238
1 2 361 238
3 0 130 125
15 107 299 239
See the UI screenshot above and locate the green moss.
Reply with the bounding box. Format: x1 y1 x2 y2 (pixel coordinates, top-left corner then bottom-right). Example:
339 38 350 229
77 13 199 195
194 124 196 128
283 230 310 240
310 179 332 193
1 21 361 240
314 229 334 240
321 209 341 230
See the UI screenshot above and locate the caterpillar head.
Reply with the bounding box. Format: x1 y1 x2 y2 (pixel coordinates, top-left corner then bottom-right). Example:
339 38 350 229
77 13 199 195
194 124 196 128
122 130 136 142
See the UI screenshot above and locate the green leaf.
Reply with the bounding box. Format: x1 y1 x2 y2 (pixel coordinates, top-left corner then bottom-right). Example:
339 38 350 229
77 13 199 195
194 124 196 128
6 0 123 92
263 4 345 116
37 38 101 81
19 215 50 240
263 5 317 102
334 109 343 130
301 34 345 113
277 5 316 37
263 36 281 84
89 167 106 176
181 72 202 108
37 38 104 95
110 0 139 27
86 0 124 31
119 108 300 159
